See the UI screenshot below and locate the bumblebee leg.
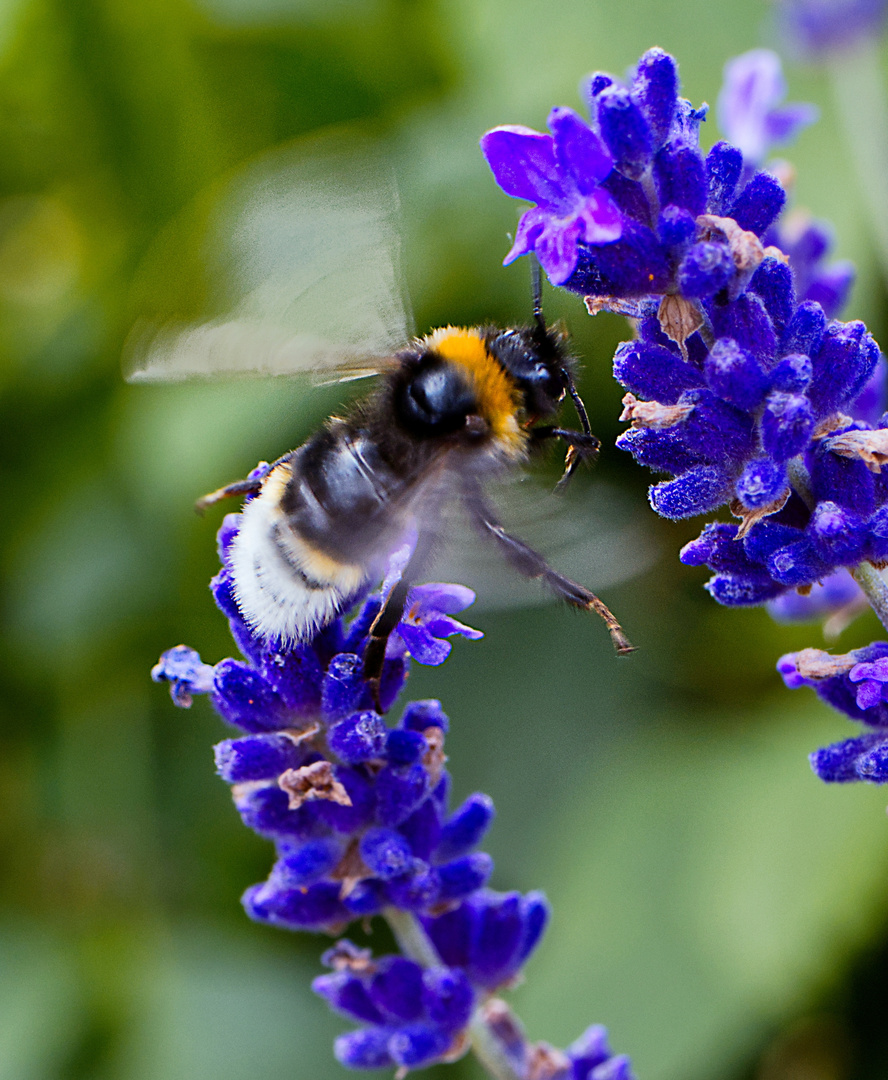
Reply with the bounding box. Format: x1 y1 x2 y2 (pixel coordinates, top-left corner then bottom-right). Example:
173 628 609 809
462 483 634 655
362 577 412 711
195 454 295 514
363 534 436 710
195 477 264 515
529 426 601 492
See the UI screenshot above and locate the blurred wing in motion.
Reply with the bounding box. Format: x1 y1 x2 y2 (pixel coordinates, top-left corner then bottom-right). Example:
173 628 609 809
125 129 413 382
426 478 658 612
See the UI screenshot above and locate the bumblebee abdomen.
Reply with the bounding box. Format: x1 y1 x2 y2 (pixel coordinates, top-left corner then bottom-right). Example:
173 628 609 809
228 461 370 643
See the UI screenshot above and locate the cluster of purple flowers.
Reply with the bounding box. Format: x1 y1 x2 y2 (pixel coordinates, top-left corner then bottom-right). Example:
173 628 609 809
778 645 888 781
153 507 634 1076
483 46 883 612
482 46 888 789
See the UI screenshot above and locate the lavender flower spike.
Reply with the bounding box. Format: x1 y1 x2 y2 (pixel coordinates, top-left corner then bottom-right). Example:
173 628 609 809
717 49 818 167
154 503 633 1077
481 107 622 285
482 46 888 798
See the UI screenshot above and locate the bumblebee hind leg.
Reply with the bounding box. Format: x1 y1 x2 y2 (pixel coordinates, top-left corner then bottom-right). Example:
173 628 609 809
461 480 634 655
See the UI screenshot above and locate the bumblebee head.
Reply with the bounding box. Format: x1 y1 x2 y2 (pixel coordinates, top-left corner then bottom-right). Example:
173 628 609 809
484 324 571 419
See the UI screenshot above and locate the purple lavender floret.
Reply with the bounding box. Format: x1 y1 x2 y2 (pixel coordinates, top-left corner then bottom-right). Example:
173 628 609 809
316 944 638 1077
778 645 888 782
480 108 622 285
470 1011 637 1080
765 214 855 320
421 888 550 991
313 943 474 1070
672 354 887 610
568 1026 635 1080
767 566 862 623
386 583 484 666
717 49 818 169
151 645 215 707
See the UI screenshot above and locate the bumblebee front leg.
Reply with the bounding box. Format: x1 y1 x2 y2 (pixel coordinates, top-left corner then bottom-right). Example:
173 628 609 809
362 576 413 711
462 482 634 655
194 477 265 514
529 427 601 492
195 454 293 514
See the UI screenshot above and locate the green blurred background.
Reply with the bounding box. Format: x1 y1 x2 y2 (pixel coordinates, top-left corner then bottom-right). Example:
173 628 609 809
4 0 888 1077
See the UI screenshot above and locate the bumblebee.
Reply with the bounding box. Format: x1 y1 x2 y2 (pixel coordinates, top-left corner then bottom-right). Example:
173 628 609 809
128 132 633 696
197 299 633 698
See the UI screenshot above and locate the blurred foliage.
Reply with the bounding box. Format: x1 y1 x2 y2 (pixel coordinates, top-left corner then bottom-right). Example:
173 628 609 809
3 0 888 1078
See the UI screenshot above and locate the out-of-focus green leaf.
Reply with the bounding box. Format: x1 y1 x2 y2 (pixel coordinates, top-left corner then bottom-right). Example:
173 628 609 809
514 700 888 1080
110 925 345 1080
0 925 84 1080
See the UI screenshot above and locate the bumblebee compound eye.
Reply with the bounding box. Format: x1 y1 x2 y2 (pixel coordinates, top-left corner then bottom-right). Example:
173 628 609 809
398 359 477 436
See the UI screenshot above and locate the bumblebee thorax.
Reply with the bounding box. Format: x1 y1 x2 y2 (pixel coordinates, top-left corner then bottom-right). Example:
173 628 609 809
400 326 524 450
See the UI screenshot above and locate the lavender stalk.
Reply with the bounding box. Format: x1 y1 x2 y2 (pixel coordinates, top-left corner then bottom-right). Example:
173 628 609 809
152 509 633 1078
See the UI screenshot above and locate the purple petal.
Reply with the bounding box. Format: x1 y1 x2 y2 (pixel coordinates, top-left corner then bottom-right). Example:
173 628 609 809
717 48 817 166
480 126 566 207
777 652 811 690
395 623 452 666
407 583 477 617
535 215 583 286
850 657 888 682
384 634 409 661
547 106 613 193
764 103 819 147
334 1028 394 1070
728 48 786 108
575 188 623 245
718 49 785 160
423 615 484 641
503 207 547 267
855 679 884 710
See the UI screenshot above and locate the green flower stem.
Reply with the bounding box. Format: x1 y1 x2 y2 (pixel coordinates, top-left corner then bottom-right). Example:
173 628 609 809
383 906 441 968
851 560 888 634
828 40 888 280
788 456 888 633
466 1007 528 1080
383 908 525 1080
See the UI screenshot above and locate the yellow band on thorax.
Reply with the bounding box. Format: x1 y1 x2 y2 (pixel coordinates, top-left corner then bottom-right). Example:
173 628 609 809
425 327 525 452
